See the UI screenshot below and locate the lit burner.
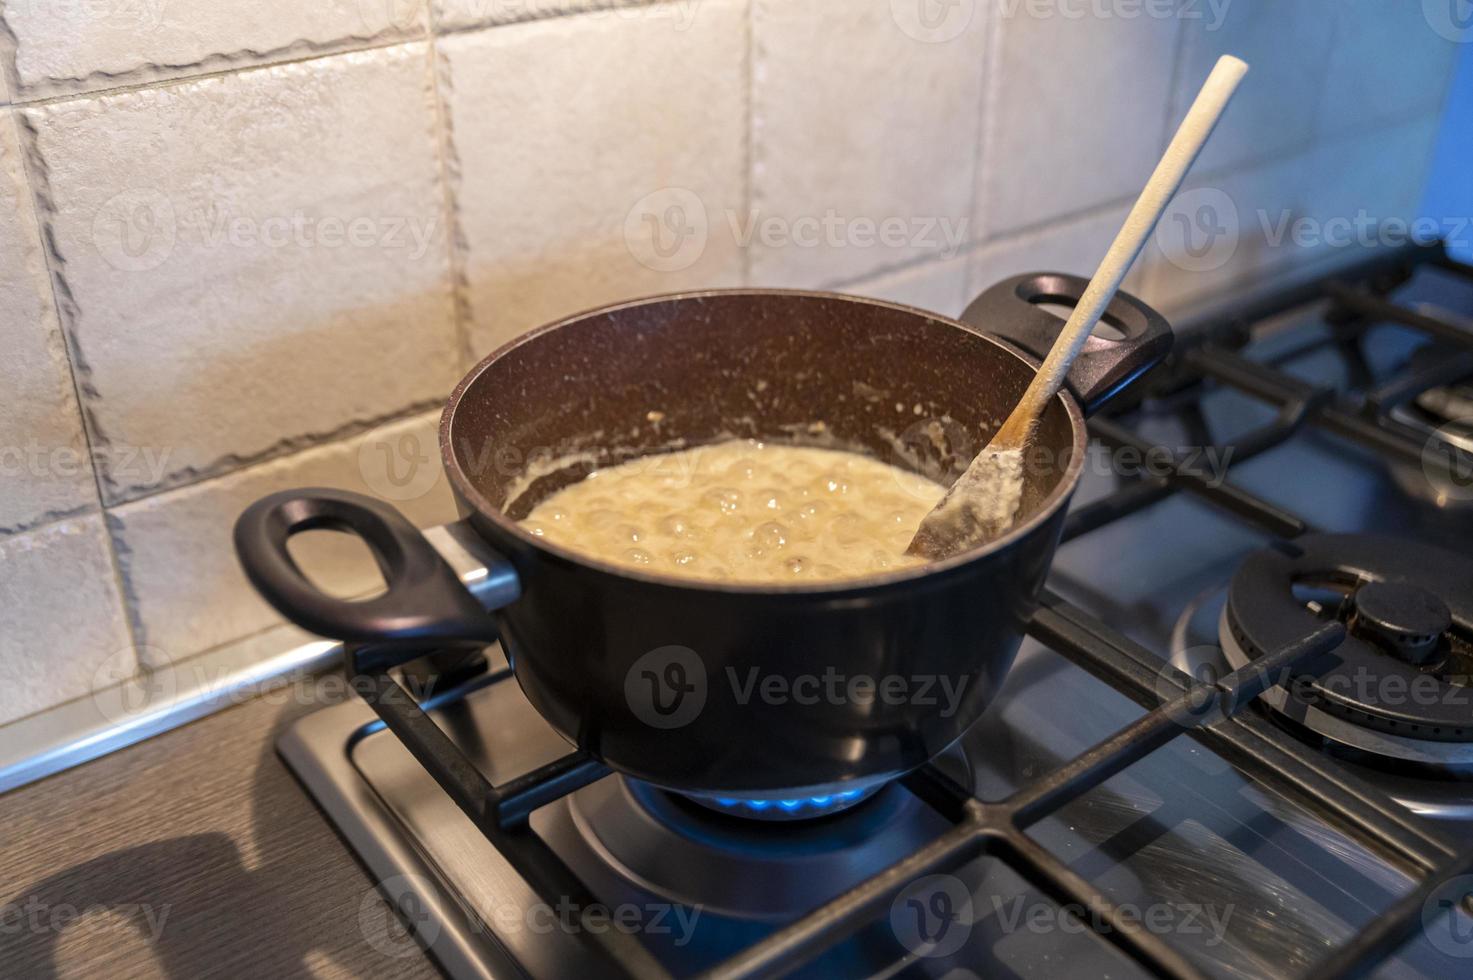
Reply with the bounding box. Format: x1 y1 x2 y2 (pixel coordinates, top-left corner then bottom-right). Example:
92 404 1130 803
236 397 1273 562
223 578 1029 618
685 785 881 821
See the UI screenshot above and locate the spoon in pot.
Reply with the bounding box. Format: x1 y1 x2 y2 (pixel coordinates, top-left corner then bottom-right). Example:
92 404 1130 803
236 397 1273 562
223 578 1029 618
907 54 1249 562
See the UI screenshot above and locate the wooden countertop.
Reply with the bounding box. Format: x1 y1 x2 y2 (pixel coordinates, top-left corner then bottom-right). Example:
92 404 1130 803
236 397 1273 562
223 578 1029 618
0 685 440 979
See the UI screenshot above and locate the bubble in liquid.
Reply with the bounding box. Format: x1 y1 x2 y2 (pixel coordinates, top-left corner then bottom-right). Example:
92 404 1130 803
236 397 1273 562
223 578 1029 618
670 550 698 568
523 522 547 537
752 521 789 551
658 514 698 539
783 556 809 576
756 488 786 512
623 548 653 565
703 487 743 516
822 475 850 496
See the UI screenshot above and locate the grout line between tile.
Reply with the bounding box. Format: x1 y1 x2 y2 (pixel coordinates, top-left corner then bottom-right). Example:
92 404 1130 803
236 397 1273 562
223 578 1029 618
7 109 141 663
0 10 22 109
433 0 668 40
0 503 98 540
740 0 755 288
106 398 449 510
0 400 448 548
424 39 476 370
4 32 428 109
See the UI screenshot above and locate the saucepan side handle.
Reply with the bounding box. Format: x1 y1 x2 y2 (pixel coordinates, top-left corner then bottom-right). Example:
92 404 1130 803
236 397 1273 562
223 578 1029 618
233 488 510 651
961 272 1173 415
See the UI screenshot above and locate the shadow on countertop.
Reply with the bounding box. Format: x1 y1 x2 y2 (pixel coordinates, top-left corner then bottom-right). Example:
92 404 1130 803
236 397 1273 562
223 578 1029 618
0 688 434 979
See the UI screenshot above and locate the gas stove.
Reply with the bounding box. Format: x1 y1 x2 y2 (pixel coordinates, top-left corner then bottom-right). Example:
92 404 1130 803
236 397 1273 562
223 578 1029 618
280 244 1473 979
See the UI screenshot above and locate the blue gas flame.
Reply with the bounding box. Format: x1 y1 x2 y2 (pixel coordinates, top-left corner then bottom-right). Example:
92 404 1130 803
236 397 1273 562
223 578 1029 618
709 787 868 815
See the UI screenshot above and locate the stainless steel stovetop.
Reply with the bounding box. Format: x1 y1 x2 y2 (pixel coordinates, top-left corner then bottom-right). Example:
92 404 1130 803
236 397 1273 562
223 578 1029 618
279 247 1473 979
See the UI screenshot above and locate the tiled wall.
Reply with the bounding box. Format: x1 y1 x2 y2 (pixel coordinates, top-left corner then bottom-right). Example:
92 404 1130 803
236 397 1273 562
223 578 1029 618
0 0 1460 725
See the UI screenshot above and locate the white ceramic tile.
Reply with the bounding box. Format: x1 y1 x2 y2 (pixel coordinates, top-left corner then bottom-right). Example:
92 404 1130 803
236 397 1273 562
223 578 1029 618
0 516 132 726
434 0 690 33
110 411 459 663
1139 151 1316 314
979 0 1181 237
25 44 460 505
440 2 747 357
749 0 987 287
0 111 95 532
3 0 428 98
967 203 1143 299
844 254 971 318
1168 0 1336 175
1318 0 1463 138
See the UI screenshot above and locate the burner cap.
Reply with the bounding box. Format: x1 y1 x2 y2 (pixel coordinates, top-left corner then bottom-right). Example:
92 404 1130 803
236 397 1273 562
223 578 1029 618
1222 534 1473 745
1350 581 1453 666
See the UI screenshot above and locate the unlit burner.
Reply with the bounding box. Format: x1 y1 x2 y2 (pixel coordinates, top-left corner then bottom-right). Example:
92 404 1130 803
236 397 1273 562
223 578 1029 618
1220 533 1473 771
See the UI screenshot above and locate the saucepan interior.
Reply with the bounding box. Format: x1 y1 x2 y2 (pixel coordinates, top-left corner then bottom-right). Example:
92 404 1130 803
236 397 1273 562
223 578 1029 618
443 289 1081 579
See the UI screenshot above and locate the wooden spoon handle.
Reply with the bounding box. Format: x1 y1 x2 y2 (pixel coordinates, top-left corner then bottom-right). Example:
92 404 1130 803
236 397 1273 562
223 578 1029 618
992 54 1249 449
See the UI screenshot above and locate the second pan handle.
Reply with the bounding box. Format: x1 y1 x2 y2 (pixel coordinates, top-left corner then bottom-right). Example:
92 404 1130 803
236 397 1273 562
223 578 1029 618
962 272 1173 415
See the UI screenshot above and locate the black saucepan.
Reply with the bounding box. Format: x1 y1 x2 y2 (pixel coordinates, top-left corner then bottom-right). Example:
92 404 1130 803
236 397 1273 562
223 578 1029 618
234 274 1171 800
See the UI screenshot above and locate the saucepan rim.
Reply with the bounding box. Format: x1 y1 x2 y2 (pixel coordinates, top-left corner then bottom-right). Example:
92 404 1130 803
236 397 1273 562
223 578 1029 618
440 287 1089 596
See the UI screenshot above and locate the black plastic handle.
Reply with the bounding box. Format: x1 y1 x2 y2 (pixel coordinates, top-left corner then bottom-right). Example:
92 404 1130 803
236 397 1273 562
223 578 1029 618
233 488 508 650
961 272 1173 415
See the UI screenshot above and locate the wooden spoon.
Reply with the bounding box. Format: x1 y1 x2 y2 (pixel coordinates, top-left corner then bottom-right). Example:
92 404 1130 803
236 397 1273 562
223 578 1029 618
908 55 1250 561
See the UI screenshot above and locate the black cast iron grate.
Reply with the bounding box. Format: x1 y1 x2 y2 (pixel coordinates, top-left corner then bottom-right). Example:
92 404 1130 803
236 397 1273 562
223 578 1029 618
349 242 1473 980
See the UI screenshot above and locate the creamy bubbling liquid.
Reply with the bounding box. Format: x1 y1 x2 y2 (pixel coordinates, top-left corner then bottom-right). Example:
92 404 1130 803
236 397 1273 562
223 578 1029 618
520 440 945 583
